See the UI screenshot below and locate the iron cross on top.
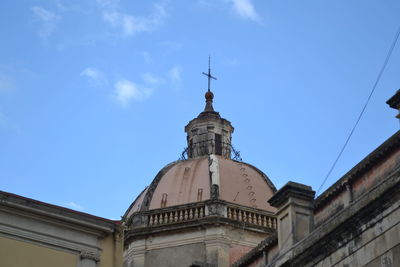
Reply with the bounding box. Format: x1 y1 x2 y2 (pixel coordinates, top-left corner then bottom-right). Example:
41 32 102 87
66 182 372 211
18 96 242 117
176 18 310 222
202 56 217 92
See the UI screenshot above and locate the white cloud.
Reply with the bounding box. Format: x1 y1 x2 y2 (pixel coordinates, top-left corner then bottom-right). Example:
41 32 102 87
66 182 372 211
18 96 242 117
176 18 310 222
168 66 182 84
32 6 61 38
113 79 152 107
102 3 168 36
231 0 259 21
80 67 107 85
142 72 164 85
65 201 84 211
142 51 152 65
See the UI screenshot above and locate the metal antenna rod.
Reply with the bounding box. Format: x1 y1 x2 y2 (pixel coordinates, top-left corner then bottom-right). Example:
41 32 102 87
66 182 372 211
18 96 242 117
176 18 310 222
202 56 217 92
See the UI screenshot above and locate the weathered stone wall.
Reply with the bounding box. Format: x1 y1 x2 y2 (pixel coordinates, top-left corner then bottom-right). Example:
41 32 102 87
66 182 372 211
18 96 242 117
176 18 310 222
233 131 400 267
247 256 264 267
314 189 349 227
230 244 253 266
314 191 400 266
228 227 270 265
266 244 278 263
352 149 400 200
125 223 270 267
314 145 400 228
146 243 206 267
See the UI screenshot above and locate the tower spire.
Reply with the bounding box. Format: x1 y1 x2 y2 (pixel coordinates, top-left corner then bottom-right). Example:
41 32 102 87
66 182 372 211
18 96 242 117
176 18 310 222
184 58 234 159
202 56 217 112
202 56 217 92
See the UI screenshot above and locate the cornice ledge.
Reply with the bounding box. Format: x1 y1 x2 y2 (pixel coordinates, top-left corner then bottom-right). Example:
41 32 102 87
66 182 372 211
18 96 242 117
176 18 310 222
80 250 101 262
125 216 273 242
0 199 115 235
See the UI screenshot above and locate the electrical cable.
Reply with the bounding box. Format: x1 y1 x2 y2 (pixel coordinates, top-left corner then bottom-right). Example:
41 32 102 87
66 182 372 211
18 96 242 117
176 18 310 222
316 25 400 194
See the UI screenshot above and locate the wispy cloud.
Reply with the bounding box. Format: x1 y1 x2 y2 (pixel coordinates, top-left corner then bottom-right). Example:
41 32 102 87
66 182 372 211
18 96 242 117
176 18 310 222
113 79 152 107
32 6 61 38
79 64 181 107
102 3 168 36
168 66 182 86
65 201 84 211
142 72 164 86
80 67 107 85
231 0 259 21
141 66 183 91
142 51 152 65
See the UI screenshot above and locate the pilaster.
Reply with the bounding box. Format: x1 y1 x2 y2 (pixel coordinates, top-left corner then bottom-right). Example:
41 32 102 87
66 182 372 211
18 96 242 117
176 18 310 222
268 182 315 252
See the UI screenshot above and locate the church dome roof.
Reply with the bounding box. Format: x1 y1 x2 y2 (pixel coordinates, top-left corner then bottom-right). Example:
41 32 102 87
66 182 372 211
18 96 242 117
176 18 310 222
125 155 277 218
125 60 277 219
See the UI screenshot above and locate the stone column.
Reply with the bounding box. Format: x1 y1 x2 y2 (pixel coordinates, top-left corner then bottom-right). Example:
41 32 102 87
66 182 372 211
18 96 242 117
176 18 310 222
204 200 229 267
124 239 146 267
268 182 315 252
205 227 230 267
79 251 100 267
114 226 124 267
205 200 227 217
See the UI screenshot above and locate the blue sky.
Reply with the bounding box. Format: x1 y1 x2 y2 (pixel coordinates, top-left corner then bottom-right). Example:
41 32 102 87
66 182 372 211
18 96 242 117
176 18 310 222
1 0 400 219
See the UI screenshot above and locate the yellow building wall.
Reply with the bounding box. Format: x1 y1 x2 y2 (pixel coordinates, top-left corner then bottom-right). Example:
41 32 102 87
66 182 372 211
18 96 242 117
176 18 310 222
99 232 124 267
99 235 114 267
0 236 78 267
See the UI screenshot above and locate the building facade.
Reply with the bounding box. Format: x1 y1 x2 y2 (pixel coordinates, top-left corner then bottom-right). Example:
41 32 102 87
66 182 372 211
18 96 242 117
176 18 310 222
233 91 400 267
123 88 278 267
0 191 123 267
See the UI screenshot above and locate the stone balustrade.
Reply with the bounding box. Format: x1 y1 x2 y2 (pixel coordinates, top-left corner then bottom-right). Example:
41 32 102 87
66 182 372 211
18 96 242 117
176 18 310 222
148 204 205 226
130 200 276 230
227 205 276 228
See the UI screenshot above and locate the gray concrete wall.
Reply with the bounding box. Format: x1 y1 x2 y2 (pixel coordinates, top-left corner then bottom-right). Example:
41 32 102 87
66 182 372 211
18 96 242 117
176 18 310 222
146 243 206 267
313 197 400 267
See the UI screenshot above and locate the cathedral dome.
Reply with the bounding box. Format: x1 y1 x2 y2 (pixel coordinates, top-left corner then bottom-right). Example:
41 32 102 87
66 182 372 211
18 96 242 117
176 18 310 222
125 155 277 218
125 62 277 218
123 62 279 267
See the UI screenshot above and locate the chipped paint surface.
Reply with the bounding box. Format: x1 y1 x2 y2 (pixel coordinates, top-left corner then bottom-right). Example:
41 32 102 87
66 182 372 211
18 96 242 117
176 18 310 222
230 244 253 265
148 157 210 209
219 157 276 212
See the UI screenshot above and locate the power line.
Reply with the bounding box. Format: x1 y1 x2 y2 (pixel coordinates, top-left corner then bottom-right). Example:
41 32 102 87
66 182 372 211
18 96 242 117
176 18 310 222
317 25 400 194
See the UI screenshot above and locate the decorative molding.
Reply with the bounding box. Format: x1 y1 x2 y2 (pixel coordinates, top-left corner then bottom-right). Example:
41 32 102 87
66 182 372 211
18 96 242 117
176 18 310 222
268 182 315 209
0 222 101 257
0 208 104 261
0 193 116 234
80 250 100 262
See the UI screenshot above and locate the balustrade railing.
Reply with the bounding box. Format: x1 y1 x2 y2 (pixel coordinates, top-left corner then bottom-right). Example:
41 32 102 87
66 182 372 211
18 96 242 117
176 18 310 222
133 201 276 229
227 205 276 229
147 204 205 226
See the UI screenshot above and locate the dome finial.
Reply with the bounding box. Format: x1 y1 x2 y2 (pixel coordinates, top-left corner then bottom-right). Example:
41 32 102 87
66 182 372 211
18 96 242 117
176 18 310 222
202 56 217 112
